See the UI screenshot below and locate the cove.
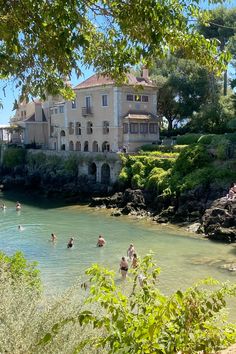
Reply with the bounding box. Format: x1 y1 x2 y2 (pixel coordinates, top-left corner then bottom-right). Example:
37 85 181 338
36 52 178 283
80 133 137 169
1 190 236 298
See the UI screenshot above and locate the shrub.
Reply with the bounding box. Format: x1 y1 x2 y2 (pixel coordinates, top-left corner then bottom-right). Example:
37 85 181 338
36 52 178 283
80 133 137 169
131 161 145 176
70 256 236 354
145 167 169 192
197 134 218 145
3 147 26 169
176 133 202 145
131 174 145 189
174 144 212 176
0 251 41 290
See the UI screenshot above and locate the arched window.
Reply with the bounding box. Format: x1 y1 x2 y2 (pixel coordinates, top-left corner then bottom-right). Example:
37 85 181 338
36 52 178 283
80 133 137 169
75 122 81 135
61 144 65 150
69 141 74 151
84 141 89 152
75 141 81 151
92 141 98 152
87 121 93 134
60 130 66 137
102 141 110 152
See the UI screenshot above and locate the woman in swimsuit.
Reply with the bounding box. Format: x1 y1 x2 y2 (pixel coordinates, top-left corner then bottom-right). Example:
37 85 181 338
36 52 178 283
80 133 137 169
132 253 138 269
120 256 129 279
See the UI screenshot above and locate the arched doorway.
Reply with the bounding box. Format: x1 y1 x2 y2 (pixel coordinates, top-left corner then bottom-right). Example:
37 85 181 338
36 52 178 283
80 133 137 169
92 141 98 152
102 141 110 152
101 163 110 184
69 141 74 151
88 162 97 183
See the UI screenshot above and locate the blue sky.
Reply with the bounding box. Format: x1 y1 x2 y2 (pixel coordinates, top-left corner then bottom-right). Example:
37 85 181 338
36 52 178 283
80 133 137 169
0 0 235 125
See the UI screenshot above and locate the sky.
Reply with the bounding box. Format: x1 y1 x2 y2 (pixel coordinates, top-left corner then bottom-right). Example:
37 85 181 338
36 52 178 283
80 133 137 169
0 0 235 125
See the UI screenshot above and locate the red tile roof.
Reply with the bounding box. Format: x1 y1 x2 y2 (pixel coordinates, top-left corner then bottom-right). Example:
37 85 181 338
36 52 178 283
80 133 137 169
74 73 156 89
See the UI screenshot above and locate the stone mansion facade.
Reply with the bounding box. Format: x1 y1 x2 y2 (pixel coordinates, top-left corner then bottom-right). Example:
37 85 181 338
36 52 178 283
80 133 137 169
11 69 159 153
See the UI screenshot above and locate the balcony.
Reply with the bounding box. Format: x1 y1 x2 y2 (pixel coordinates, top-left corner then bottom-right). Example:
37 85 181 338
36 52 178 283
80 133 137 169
82 107 93 117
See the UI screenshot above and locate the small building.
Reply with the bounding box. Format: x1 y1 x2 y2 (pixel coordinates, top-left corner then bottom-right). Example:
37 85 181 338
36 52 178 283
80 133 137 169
10 100 49 147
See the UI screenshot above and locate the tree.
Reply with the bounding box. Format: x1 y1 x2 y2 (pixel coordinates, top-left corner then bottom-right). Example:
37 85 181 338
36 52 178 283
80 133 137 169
190 93 236 133
150 57 213 132
198 7 236 95
0 0 230 101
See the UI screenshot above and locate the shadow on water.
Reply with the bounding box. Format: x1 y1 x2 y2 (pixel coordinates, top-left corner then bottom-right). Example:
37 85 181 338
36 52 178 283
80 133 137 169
0 188 89 210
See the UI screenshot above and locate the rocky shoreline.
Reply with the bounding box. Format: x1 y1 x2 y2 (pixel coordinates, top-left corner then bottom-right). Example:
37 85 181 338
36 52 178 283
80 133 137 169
89 186 236 244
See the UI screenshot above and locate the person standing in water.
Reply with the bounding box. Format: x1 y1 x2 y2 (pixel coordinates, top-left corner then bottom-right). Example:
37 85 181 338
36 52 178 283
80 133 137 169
67 237 74 248
97 235 106 247
51 233 57 242
132 253 138 269
127 244 135 261
120 256 129 279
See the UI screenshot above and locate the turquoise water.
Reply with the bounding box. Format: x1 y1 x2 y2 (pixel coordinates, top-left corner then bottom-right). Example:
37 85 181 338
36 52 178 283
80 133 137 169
1 191 236 298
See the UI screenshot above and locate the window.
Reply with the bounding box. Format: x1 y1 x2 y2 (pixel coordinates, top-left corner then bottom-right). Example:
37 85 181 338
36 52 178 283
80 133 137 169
75 141 81 151
85 96 91 108
75 122 81 135
68 122 74 135
102 94 108 107
149 123 158 134
134 95 141 102
140 123 148 134
69 141 74 151
84 141 89 152
142 95 149 102
87 121 93 134
103 121 109 134
55 108 58 114
130 123 139 134
59 106 64 113
127 94 133 101
72 100 77 109
123 123 128 134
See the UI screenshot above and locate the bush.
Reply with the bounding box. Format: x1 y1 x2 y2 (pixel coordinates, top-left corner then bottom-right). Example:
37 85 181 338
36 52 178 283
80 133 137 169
0 251 41 291
176 133 202 145
3 147 26 169
174 144 212 176
131 174 145 189
197 134 218 145
145 167 169 192
71 256 236 354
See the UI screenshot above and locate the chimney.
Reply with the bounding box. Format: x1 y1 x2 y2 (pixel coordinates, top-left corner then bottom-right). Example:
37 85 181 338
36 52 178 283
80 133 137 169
142 67 149 80
35 102 43 122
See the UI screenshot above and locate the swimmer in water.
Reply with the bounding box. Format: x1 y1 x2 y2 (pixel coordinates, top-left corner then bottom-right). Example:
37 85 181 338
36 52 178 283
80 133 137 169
51 233 57 242
127 244 135 261
97 235 106 247
67 237 74 248
18 225 23 231
1 203 6 210
16 202 21 211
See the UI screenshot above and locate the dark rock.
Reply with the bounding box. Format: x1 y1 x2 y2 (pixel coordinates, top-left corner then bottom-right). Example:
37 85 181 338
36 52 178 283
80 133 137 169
111 210 122 217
